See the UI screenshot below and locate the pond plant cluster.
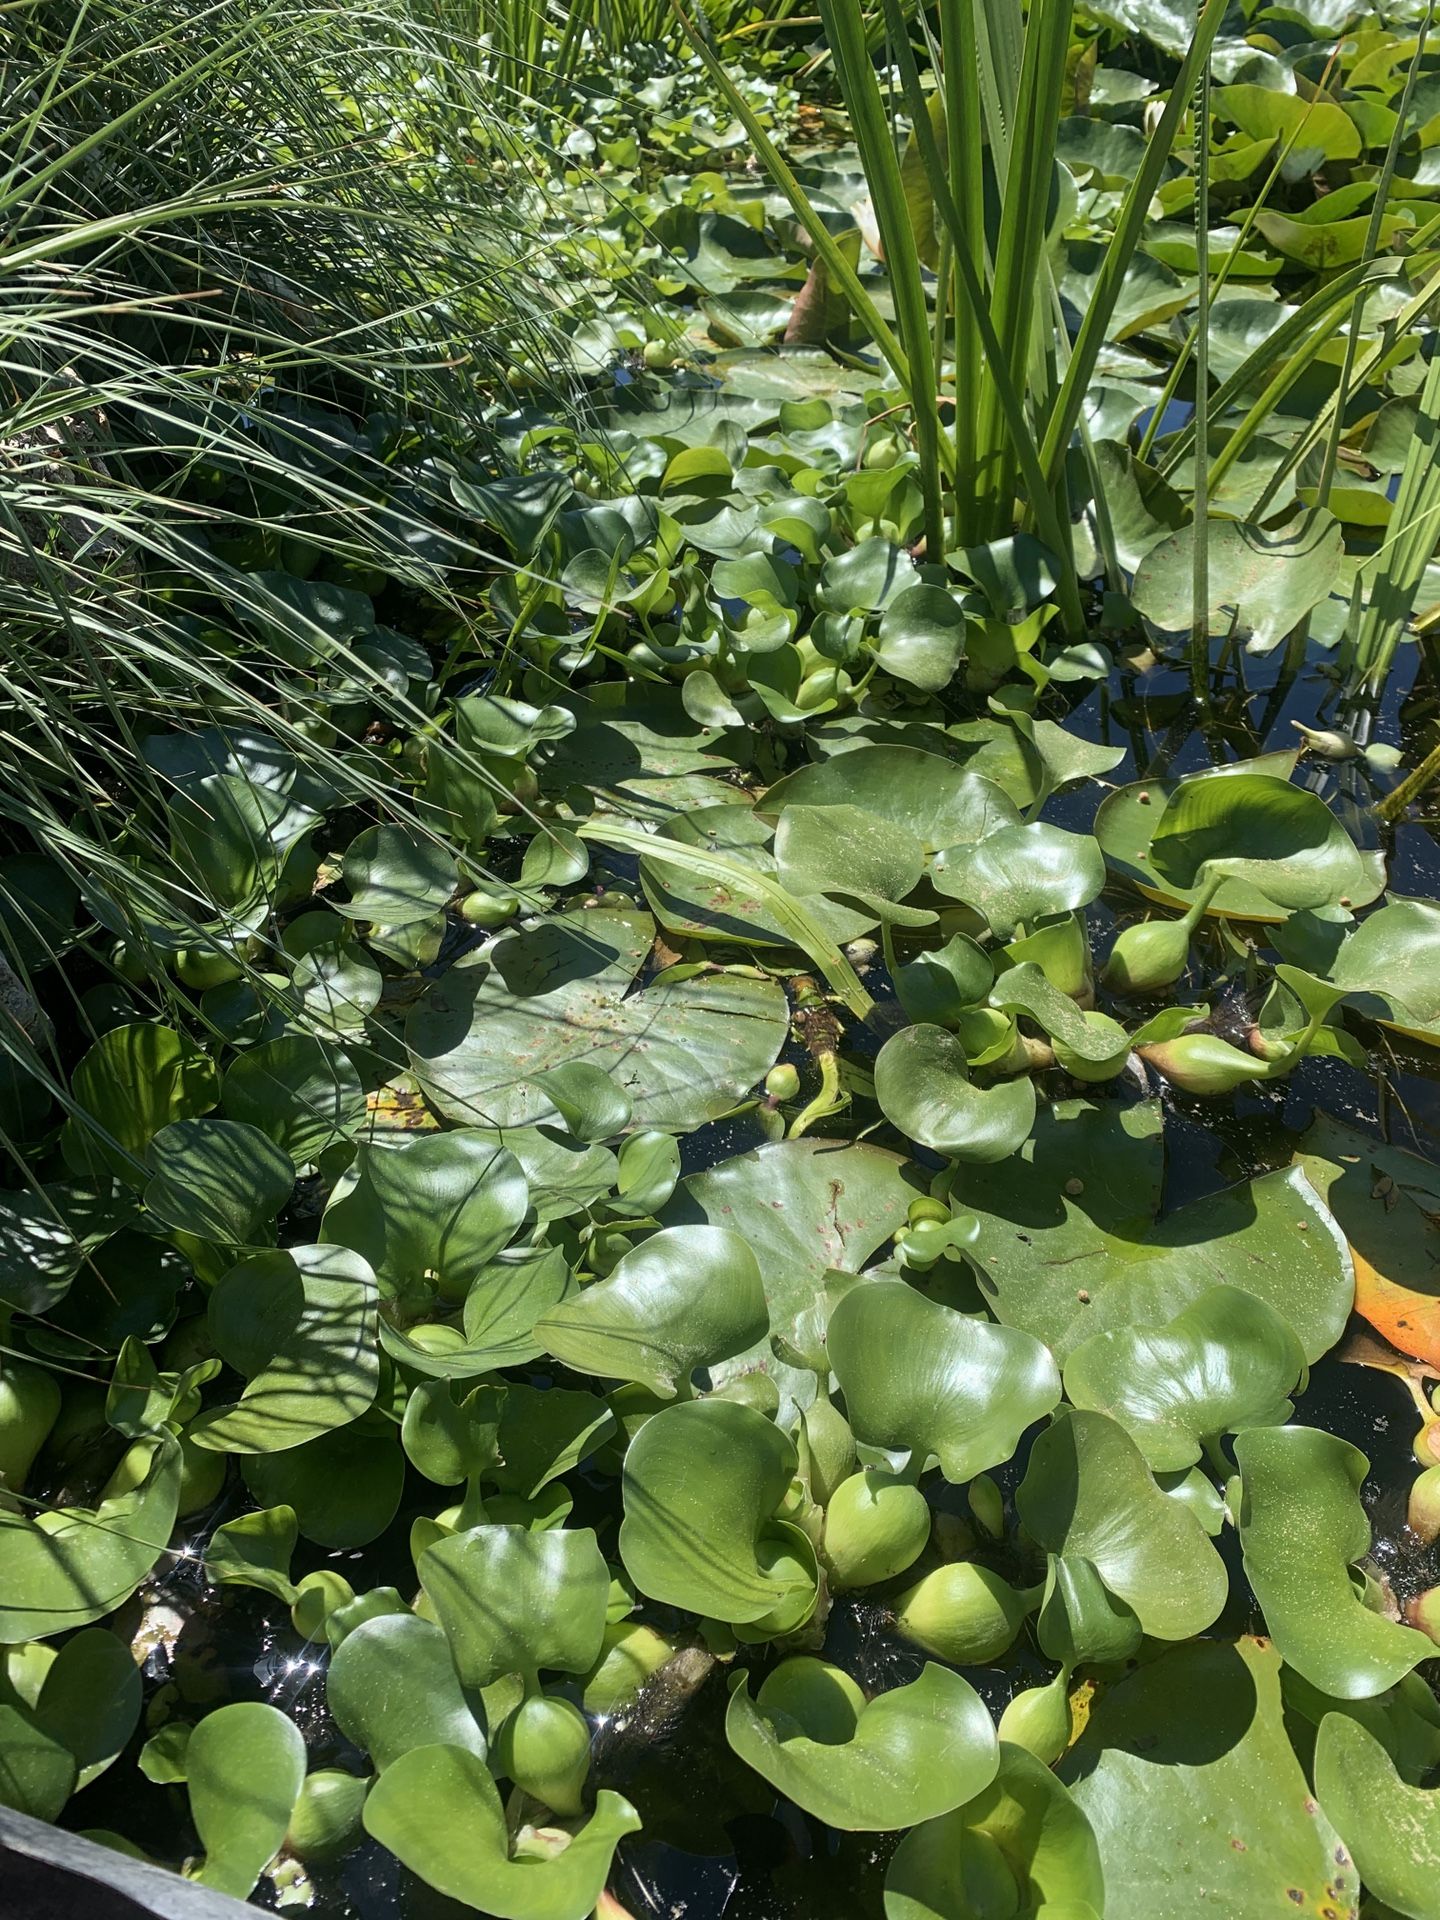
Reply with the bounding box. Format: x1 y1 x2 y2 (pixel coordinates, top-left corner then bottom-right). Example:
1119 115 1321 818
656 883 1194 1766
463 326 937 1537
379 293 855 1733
5 0 1440 1916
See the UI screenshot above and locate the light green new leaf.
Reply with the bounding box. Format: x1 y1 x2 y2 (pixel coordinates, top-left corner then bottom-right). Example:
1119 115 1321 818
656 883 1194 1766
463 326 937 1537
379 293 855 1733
188 1701 307 1898
829 1280 1059 1481
536 1225 768 1397
33 1628 142 1786
421 1524 609 1688
327 1613 488 1771
1036 1553 1144 1669
204 1506 299 1603
1314 1713 1440 1920
727 1659 998 1832
363 1744 640 1920
1235 1426 1433 1698
1017 1412 1227 1640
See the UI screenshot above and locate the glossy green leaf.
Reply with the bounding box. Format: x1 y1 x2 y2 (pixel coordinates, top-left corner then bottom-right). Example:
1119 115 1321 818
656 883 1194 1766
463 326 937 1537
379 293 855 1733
619 1398 814 1624
1132 513 1345 656
0 1706 75 1820
204 1506 299 1603
874 1024 1037 1164
885 1742 1105 1920
932 824 1105 938
727 1658 998 1831
828 1279 1059 1481
1062 1286 1307 1471
875 583 968 691
1036 1553 1144 1669
1314 1712 1440 1920
421 1524 609 1688
143 1117 293 1243
381 1243 573 1379
191 1243 379 1453
188 1701 307 1897
221 1035 365 1165
34 1628 143 1786
401 1380 505 1484
1148 773 1369 912
337 823 457 927
1235 1426 1433 1698
363 1744 640 1920
1017 1411 1227 1639
537 1225 768 1397
243 1420 403 1548
61 1023 218 1181
327 1612 488 1770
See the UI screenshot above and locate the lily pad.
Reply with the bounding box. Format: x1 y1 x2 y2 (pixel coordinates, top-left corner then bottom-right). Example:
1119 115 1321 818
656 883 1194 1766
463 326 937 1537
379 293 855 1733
758 748 1021 854
407 908 787 1133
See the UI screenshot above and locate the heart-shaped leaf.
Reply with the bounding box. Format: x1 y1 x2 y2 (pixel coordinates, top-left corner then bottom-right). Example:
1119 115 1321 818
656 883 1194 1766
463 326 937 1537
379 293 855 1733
327 1612 488 1770
1036 1552 1144 1669
363 1743 640 1920
874 1025 1037 1164
536 1225 768 1397
1016 1411 1227 1640
1235 1426 1433 1698
421 1524 610 1689
1149 773 1369 913
726 1658 998 1831
188 1701 307 1897
1062 1286 1307 1472
875 583 967 691
757 748 1021 853
829 1280 1060 1481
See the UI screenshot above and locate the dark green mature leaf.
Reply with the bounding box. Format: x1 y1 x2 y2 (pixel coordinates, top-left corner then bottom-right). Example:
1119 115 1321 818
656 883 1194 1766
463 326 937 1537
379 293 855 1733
34 1628 143 1784
875 584 968 691
421 1524 610 1688
829 1280 1059 1480
327 1613 488 1770
1131 512 1345 655
537 1225 767 1396
1017 1412 1227 1639
1036 1553 1144 1668
874 1025 1037 1163
932 824 1105 937
337 823 457 927
221 1035 365 1164
363 1745 640 1919
61 1023 218 1181
1149 773 1369 912
885 1742 1105 1919
0 1708 75 1821
1235 1427 1433 1698
1063 1639 1360 1919
619 1398 813 1624
144 1117 293 1242
727 1659 998 1831
407 909 787 1132
1314 1713 1440 1920
1062 1286 1307 1471
244 1422 404 1549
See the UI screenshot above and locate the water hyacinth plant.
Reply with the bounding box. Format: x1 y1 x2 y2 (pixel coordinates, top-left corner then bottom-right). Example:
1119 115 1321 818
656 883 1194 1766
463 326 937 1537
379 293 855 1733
1 0 1440 1915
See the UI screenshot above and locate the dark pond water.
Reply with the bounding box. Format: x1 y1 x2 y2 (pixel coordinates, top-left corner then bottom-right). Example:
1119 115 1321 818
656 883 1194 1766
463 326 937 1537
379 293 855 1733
58 629 1440 1920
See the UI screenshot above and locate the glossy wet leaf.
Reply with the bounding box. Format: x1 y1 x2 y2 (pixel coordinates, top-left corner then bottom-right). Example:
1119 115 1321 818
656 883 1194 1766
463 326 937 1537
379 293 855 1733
885 1741 1105 1920
204 1505 299 1603
421 1524 609 1688
620 1397 814 1624
363 1744 640 1920
1235 1426 1432 1698
758 748 1021 853
1148 772 1369 912
408 908 787 1132
1017 1411 1227 1639
337 823 457 927
187 1701 307 1897
1314 1713 1440 1920
381 1243 573 1379
666 1136 923 1372
1063 1639 1360 1920
143 1117 293 1243
829 1280 1060 1481
932 824 1105 938
1036 1553 1144 1668
537 1225 767 1396
327 1613 488 1770
322 1133 528 1304
727 1659 998 1832
221 1035 365 1165
191 1243 379 1453
1132 512 1345 655
874 1025 1037 1164
1062 1286 1307 1471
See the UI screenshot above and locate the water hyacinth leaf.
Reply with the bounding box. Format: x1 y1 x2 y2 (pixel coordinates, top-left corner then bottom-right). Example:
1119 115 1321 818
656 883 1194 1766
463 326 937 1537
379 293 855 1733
775 803 926 918
932 825 1106 937
204 1506 299 1603
490 1386 614 1499
421 1525 609 1689
874 583 967 691
816 536 915 613
1234 1426 1432 1699
757 748 1022 853
401 1380 505 1485
665 1136 923 1372
536 1225 768 1397
988 962 1123 1063
327 1613 488 1771
187 1701 307 1898
874 1025 1037 1164
1148 773 1369 912
620 1398 813 1624
1131 511 1344 655
726 1659 998 1832
0 1708 75 1821
1314 1713 1440 1920
531 1062 630 1144
382 1244 573 1379
1017 1412 1227 1640
828 1280 1060 1482
143 1117 293 1243
34 1628 143 1786
957 1102 1351 1364
1062 1286 1307 1472
61 1023 219 1180
520 824 589 890
0 1189 87 1315
0 1435 180 1640
322 1133 528 1303
408 909 788 1133
1317 897 1440 1044
884 1742 1105 1920
1063 1638 1360 1920
191 1243 379 1454
1036 1553 1144 1669
471 1127 617 1225
243 1420 404 1549
893 933 993 1027
363 1744 641 1920
336 823 457 927
612 1129 682 1217
221 1035 365 1165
